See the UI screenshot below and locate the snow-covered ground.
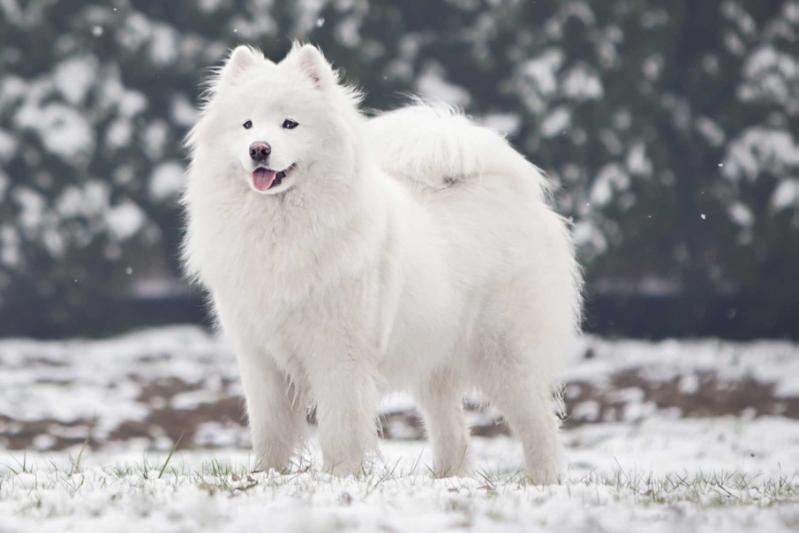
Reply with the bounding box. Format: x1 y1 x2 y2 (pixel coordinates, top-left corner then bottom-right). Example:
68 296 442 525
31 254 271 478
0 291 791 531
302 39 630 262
1 326 798 531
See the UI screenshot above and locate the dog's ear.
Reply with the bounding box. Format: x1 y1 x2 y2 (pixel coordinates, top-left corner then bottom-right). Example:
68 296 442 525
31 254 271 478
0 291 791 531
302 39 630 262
288 44 336 90
218 46 266 88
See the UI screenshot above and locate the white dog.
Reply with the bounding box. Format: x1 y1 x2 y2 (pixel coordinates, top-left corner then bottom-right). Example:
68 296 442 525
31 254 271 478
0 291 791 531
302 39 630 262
182 44 582 483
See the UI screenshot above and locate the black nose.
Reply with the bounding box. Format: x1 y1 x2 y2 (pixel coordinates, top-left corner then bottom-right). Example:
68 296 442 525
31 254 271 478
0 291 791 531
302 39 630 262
249 142 271 162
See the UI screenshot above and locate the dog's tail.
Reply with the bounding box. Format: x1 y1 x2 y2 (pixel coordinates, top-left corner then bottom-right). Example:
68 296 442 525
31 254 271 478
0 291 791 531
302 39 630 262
367 103 549 200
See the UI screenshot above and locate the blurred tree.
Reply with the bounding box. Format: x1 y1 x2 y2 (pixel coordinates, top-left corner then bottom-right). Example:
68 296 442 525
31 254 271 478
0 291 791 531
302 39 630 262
0 0 797 337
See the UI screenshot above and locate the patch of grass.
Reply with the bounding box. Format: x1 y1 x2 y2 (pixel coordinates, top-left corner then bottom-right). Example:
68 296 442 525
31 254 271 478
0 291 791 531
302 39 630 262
567 469 799 508
158 431 184 479
68 433 91 476
363 457 402 496
2 449 796 527
6 452 33 475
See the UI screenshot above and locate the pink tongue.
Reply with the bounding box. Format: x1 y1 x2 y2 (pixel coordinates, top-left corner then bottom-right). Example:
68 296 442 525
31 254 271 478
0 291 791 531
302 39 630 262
252 168 277 191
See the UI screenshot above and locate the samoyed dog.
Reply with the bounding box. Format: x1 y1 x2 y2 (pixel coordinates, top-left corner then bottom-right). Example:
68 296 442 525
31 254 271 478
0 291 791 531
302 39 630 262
182 44 582 483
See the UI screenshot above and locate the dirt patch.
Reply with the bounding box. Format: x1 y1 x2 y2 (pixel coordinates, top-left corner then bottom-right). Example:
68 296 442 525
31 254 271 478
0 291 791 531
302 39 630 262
380 370 799 439
2 369 797 450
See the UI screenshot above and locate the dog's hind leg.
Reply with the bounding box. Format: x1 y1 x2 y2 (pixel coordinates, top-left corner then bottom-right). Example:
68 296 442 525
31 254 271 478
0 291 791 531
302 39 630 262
482 371 562 484
415 368 470 477
473 326 565 485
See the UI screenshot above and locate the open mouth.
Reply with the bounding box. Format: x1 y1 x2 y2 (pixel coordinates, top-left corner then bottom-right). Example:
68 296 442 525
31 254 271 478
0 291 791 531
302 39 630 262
251 164 296 192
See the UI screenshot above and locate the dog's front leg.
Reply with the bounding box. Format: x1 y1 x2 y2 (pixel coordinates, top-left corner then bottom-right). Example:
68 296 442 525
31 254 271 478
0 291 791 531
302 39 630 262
235 347 308 473
307 349 379 477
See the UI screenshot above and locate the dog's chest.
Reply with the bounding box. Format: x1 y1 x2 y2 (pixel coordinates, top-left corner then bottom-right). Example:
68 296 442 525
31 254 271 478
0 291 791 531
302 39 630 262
197 210 378 344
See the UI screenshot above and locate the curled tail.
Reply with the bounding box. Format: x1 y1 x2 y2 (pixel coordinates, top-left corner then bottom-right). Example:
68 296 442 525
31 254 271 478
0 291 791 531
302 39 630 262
367 104 549 200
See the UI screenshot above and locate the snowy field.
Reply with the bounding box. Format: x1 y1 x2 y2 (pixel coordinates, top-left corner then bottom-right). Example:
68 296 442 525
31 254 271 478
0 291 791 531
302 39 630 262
1 326 798 532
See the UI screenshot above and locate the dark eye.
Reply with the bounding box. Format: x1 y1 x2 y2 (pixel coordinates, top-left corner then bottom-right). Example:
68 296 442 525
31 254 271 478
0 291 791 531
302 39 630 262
242 120 252 129
282 119 299 130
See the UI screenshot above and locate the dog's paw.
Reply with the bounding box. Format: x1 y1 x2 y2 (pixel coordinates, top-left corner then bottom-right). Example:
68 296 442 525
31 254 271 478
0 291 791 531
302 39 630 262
432 467 470 479
324 458 364 478
432 459 470 478
252 451 293 475
432 446 471 478
526 463 561 485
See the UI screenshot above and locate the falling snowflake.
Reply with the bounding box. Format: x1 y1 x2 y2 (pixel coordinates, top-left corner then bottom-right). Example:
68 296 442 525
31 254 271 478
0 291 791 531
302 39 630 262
700 213 707 220
316 17 325 28
92 25 104 37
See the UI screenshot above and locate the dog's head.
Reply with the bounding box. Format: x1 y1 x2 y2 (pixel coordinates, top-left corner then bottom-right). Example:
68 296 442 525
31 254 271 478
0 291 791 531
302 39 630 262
188 44 362 196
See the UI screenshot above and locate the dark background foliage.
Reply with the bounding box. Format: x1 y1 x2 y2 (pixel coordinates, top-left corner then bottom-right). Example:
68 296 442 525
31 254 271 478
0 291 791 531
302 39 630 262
1 0 797 338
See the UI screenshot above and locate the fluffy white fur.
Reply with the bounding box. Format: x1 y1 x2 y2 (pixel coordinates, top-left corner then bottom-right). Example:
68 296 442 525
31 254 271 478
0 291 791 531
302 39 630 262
182 44 582 483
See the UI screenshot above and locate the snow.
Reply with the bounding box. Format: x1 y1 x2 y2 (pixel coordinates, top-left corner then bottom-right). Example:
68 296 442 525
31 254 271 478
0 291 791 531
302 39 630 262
53 56 97 105
149 23 180 66
517 49 562 112
696 116 726 147
642 54 663 80
613 109 631 130
197 0 226 13
571 221 608 254
723 128 799 183
590 164 629 206
149 161 185 201
625 142 653 175
105 118 133 148
117 12 155 51
170 95 199 127
738 45 799 114
771 178 799 211
142 120 170 159
729 202 755 227
0 327 226 439
99 73 147 117
540 107 571 138
12 186 46 232
478 113 521 137
0 327 797 530
335 16 363 47
571 335 799 397
0 128 15 162
561 64 604 100
640 8 669 28
0 225 20 267
15 102 94 163
0 421 796 533
416 65 471 107
56 181 109 219
105 201 146 240
228 11 277 40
